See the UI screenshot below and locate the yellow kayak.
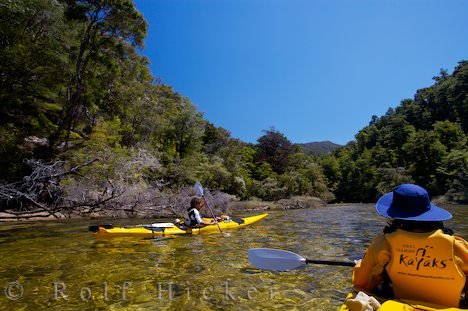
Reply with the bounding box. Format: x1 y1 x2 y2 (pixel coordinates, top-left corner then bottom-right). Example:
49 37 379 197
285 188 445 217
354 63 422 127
339 291 463 311
89 213 268 236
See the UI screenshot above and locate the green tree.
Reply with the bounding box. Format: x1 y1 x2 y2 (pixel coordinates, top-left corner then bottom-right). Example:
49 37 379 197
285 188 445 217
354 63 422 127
402 130 447 193
50 0 148 150
169 98 205 158
202 122 231 154
437 147 468 202
432 121 465 150
0 0 70 177
255 128 294 174
376 167 413 196
320 154 342 192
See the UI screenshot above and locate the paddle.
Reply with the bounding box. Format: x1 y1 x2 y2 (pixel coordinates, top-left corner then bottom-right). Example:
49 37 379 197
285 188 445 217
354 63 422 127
228 215 245 225
89 224 113 232
194 181 224 234
88 222 174 233
248 248 355 271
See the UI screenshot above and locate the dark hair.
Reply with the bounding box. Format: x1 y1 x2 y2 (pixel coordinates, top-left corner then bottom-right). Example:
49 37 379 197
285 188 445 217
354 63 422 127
190 197 204 210
383 219 453 235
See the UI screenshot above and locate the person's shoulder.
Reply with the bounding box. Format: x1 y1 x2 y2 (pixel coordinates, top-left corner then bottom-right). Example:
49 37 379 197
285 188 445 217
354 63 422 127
453 236 468 259
454 235 468 245
373 232 386 239
369 232 387 246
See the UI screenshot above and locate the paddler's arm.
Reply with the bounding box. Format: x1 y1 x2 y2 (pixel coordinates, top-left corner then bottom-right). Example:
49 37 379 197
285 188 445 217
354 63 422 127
203 218 221 226
194 211 213 227
454 235 468 276
199 220 216 226
454 236 468 306
199 216 222 226
352 233 391 291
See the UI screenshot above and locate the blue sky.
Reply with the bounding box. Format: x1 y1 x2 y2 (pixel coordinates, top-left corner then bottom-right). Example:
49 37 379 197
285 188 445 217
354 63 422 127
134 0 467 145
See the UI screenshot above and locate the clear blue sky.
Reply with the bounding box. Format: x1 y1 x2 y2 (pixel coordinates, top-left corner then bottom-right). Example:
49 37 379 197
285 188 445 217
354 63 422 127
134 0 467 145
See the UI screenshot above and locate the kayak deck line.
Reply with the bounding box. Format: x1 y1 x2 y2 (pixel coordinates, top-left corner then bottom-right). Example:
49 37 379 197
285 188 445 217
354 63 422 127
90 213 268 237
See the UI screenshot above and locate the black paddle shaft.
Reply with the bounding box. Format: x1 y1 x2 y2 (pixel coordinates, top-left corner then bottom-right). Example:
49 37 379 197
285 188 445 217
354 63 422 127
88 224 114 232
305 259 355 267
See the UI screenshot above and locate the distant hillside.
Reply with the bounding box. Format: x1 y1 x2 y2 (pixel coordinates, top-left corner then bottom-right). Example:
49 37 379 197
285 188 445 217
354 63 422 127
299 141 342 156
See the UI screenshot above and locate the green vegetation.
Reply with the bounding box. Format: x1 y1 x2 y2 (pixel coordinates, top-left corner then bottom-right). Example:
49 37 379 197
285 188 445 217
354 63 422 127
300 141 341 156
0 1 466 218
322 63 467 202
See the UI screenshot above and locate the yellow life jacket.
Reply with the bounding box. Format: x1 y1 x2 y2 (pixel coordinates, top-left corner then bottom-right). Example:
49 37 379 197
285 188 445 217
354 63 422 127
385 229 466 307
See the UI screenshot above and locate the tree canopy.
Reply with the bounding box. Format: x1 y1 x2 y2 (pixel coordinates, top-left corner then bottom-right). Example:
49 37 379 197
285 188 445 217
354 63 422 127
322 61 467 202
0 1 466 216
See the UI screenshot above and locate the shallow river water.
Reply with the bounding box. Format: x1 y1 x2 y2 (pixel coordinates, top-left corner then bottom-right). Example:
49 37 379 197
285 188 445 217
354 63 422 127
0 204 466 310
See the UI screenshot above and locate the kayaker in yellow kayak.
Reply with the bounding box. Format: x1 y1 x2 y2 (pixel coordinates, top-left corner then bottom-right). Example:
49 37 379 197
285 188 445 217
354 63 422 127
184 197 221 228
351 184 467 308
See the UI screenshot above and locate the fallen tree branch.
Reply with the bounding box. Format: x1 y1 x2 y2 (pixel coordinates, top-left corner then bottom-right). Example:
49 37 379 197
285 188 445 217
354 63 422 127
0 158 100 219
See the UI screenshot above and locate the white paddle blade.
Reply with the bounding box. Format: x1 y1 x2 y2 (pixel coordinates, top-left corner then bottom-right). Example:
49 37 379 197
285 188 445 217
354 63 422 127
248 248 306 271
194 181 204 196
148 223 174 228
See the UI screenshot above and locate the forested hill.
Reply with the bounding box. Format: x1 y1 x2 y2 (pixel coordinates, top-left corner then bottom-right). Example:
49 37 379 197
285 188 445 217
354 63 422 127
0 1 466 219
321 62 468 203
300 141 342 156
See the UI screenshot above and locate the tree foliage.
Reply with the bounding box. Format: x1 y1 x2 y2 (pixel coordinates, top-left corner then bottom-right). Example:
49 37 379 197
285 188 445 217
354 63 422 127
255 128 295 174
0 0 466 215
323 61 468 203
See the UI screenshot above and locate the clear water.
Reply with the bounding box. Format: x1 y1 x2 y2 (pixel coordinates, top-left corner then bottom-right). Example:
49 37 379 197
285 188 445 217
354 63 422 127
0 204 466 310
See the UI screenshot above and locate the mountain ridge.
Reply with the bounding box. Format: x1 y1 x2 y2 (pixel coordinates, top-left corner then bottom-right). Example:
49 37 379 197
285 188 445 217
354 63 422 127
299 141 342 156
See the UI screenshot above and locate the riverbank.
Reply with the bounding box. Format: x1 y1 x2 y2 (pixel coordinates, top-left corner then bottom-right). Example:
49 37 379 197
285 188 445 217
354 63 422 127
0 196 327 223
2 194 463 224
227 196 326 212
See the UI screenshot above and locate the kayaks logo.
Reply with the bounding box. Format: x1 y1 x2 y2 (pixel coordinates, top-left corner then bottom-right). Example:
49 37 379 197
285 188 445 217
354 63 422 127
396 245 450 271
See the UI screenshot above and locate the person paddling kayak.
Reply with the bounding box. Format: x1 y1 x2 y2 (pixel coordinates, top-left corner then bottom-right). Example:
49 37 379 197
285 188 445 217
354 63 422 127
351 184 467 308
184 197 220 228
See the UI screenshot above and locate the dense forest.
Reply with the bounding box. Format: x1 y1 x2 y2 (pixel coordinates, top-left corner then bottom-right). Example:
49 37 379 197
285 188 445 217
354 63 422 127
323 63 467 203
0 0 466 219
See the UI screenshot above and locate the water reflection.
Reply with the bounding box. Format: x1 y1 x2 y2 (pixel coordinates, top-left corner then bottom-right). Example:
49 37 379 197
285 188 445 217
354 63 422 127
0 204 466 310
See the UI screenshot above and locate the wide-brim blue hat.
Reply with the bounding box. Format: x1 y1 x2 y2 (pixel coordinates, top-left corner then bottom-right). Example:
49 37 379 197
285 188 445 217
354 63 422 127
376 184 452 221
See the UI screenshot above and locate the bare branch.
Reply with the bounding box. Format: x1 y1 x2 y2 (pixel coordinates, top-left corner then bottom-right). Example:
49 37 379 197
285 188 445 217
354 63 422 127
0 158 100 218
